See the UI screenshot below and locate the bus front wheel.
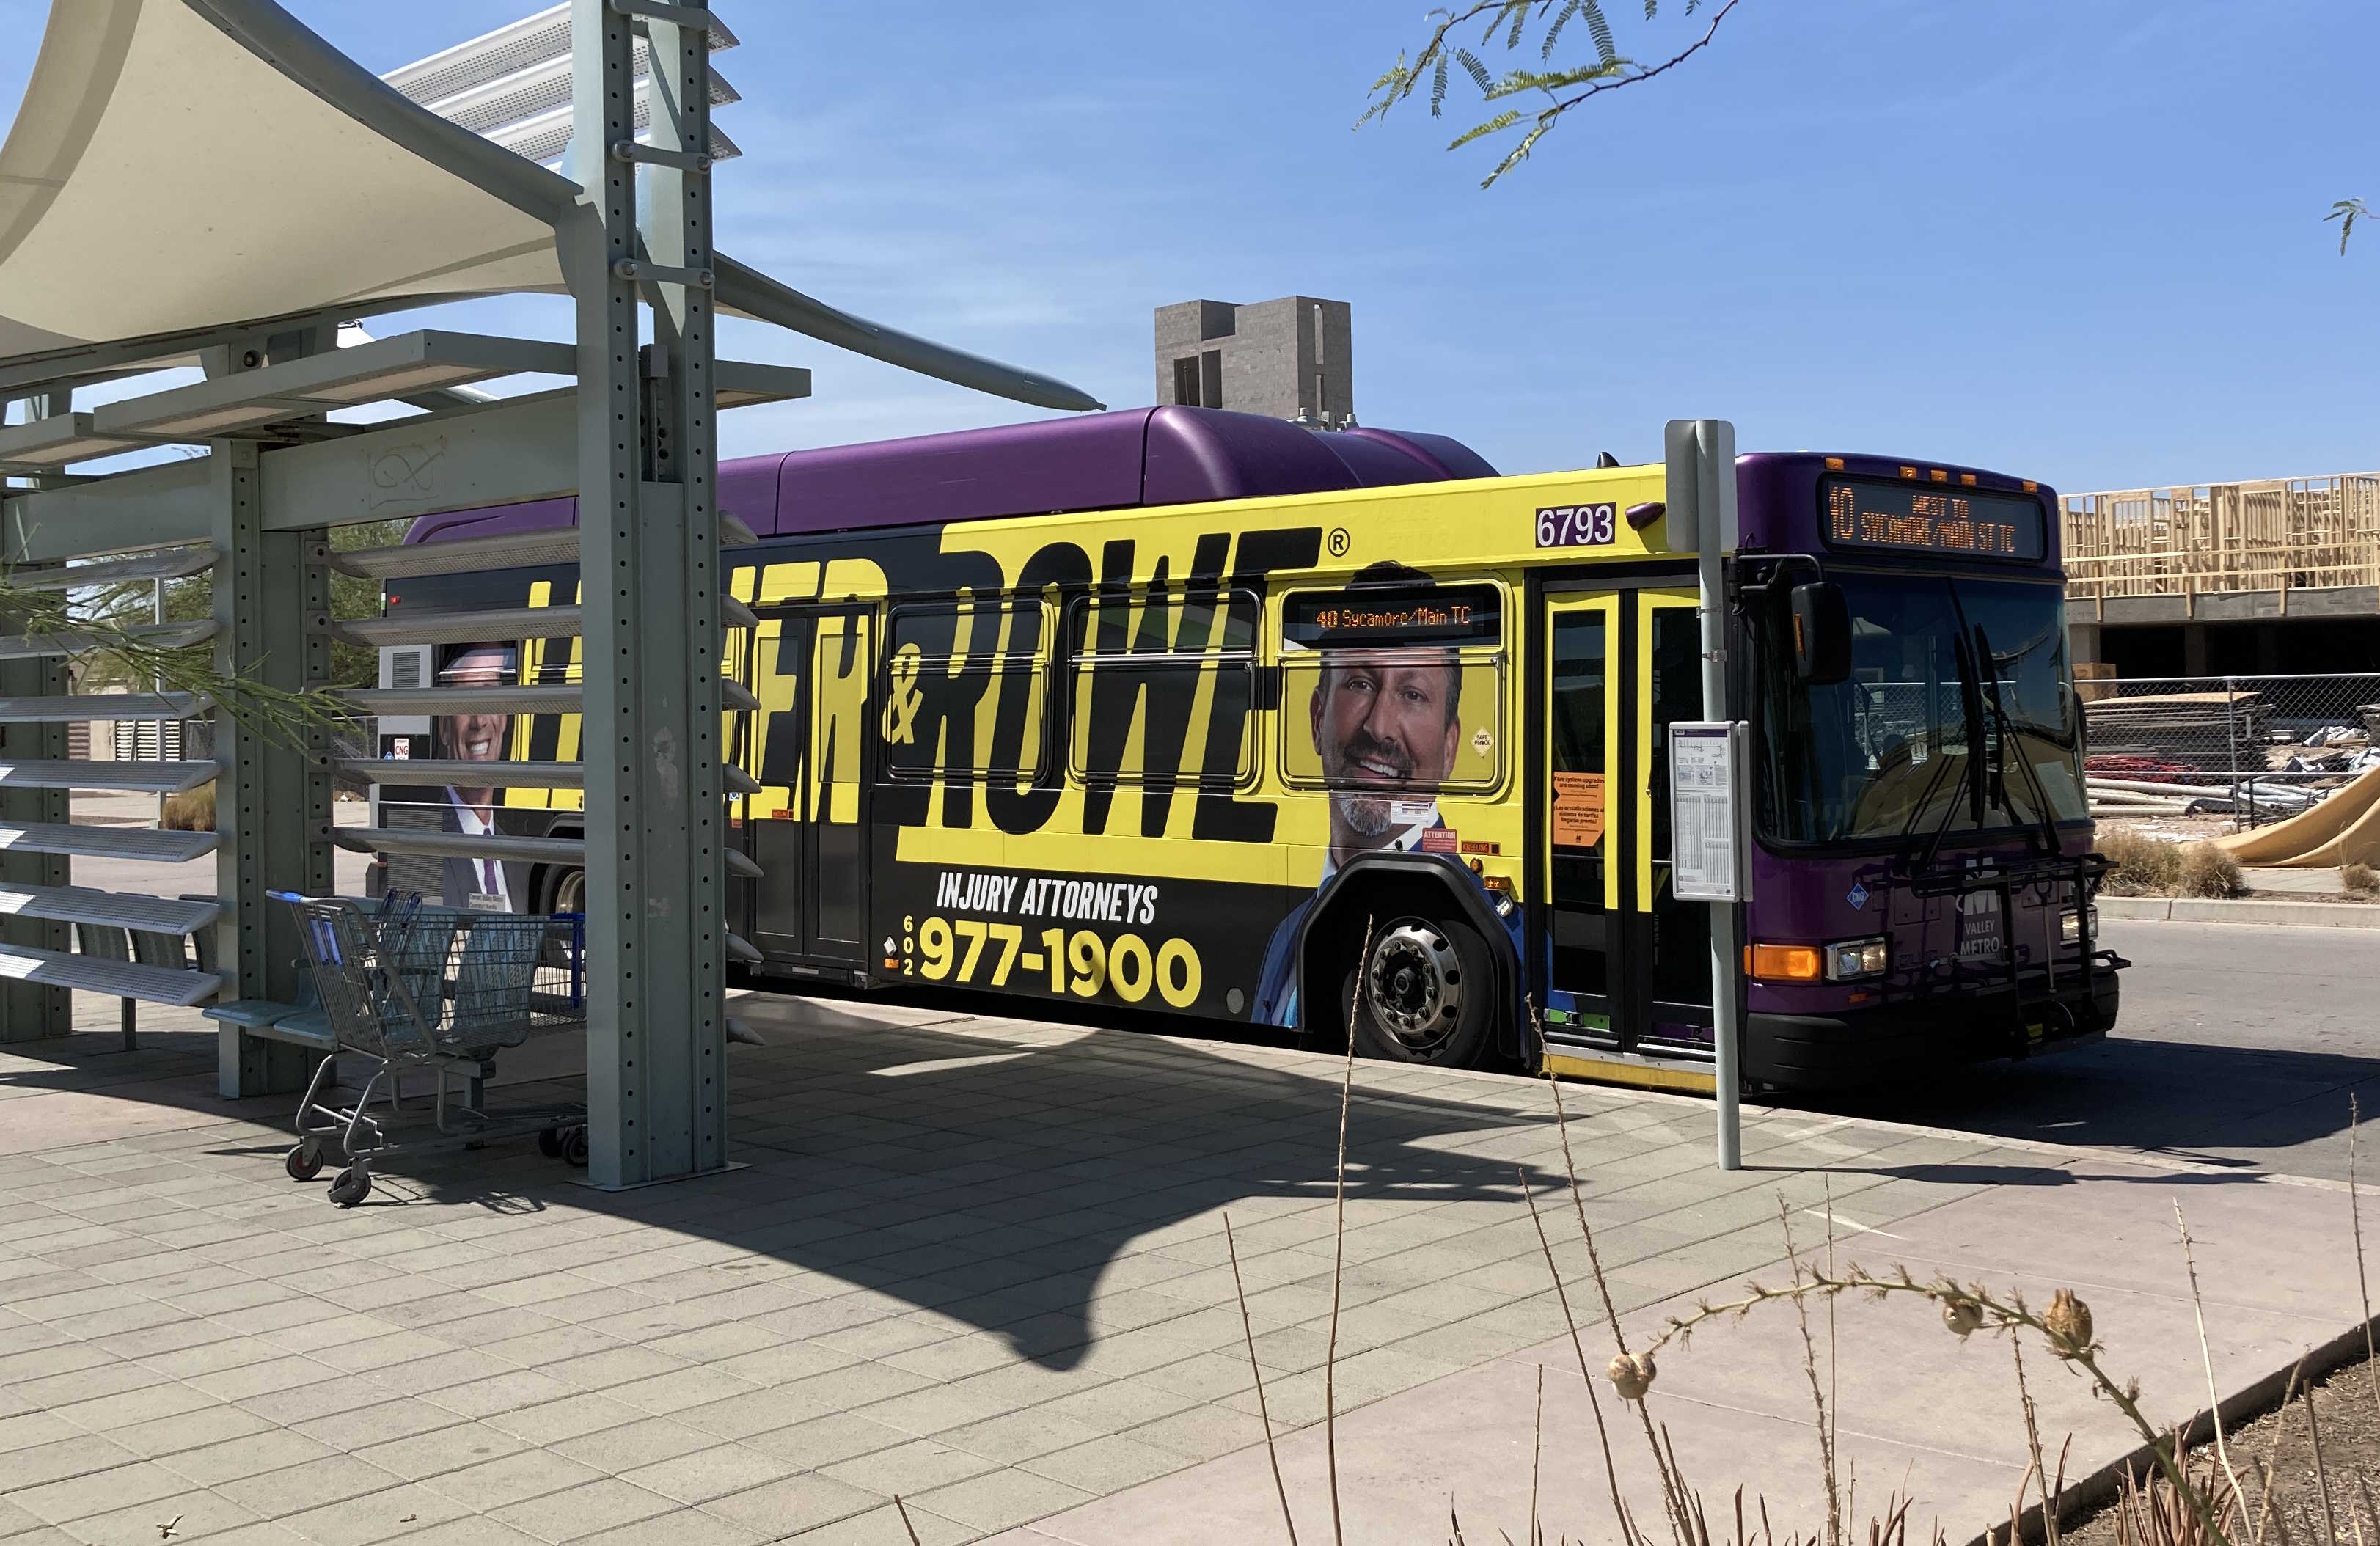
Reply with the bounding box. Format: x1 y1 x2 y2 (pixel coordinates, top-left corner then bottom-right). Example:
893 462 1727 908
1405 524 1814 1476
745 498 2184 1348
1342 915 1495 1068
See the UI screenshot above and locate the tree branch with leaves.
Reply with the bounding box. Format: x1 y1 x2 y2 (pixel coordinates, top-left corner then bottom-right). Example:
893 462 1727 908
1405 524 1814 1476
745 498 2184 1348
1360 0 1744 187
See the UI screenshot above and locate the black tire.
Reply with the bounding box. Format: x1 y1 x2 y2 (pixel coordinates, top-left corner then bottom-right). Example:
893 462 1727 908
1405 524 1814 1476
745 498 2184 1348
535 865 586 917
537 1127 564 1159
285 1143 323 1182
1344 913 1498 1069
563 1127 590 1168
327 1165 372 1208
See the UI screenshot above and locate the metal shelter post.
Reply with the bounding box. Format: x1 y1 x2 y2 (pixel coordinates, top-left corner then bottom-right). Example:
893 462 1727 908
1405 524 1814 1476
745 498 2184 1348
574 0 732 1188
211 441 335 1097
0 407 70 1042
1665 419 1744 1171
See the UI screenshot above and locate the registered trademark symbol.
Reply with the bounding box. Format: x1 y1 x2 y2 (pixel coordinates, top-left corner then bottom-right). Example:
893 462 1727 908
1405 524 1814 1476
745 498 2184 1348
1327 527 1351 557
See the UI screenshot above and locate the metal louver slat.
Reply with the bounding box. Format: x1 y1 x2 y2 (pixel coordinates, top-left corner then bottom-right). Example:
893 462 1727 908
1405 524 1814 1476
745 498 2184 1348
338 684 582 717
0 945 219 1007
0 694 202 722
0 885 220 935
340 607 585 649
728 850 761 881
334 828 587 865
3 550 216 591
0 621 219 660
334 515 758 583
339 759 584 789
340 760 752 793
341 599 756 649
332 530 585 580
0 760 219 793
0 824 219 862
726 932 761 965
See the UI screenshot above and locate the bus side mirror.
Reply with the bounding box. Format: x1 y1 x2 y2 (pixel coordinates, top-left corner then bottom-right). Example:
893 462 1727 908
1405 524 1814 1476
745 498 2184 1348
1790 582 1852 684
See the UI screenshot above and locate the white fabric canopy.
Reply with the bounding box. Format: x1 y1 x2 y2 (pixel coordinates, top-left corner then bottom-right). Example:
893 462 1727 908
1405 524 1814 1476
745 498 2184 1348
0 0 1100 409
0 0 567 359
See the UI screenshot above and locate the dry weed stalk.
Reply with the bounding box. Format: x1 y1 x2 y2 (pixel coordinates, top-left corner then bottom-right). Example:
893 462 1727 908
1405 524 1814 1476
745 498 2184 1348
1324 916 1372 1546
2297 1375 2337 1546
1534 1030 1694 1546
1517 1162 1636 1544
1226 1212 1299 1546
2354 1096 2379 1425
2177 1202 2253 1521
1529 1363 1545 1546
1776 1201 1843 1546
1636 1261 2228 1542
892 1495 921 1546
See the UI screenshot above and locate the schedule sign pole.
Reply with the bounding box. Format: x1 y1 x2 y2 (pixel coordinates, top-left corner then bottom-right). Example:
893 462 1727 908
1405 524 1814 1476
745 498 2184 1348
1664 420 1743 1171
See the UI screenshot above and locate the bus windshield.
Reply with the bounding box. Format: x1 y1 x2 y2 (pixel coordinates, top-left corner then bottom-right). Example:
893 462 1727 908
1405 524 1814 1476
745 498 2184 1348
1755 572 2087 846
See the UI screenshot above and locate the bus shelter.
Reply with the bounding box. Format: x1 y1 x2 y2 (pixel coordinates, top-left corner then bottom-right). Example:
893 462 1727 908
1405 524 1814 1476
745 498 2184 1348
0 0 1097 1190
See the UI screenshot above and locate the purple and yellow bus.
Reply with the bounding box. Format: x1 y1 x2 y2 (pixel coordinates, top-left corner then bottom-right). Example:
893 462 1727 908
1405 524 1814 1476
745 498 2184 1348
371 406 2119 1091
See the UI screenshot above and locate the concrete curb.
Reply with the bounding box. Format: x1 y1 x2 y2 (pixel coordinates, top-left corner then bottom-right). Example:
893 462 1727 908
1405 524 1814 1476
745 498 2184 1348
2000 1308 2380 1546
2101 895 2380 928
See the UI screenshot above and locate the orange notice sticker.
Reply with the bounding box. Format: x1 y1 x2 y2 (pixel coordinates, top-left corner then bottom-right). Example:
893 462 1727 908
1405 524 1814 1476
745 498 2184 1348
1551 771 1605 849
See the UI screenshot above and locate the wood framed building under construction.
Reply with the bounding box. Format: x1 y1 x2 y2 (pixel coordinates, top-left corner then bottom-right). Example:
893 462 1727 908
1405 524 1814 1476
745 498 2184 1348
2062 471 2380 675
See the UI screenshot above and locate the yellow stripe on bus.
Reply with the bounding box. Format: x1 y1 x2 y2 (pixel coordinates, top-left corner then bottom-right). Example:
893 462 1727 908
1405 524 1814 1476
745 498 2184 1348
1542 1051 1718 1094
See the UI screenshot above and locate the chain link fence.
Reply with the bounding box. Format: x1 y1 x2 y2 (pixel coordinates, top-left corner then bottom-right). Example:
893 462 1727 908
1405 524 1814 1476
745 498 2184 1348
2082 672 2380 824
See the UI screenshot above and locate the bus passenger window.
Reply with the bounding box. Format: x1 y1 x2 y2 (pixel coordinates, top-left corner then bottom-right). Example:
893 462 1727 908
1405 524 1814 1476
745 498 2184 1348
1066 589 1260 789
880 598 1052 781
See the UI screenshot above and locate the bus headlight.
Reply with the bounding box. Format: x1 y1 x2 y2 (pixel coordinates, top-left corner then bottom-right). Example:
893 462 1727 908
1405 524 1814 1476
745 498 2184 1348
1823 936 1889 982
2060 906 2096 945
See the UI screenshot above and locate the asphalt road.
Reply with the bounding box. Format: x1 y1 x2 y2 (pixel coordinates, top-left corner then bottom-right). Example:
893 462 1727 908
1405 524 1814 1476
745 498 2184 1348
1801 919 2380 1182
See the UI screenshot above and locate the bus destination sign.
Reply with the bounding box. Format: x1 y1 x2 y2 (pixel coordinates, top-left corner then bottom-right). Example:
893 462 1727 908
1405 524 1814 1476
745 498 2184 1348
1284 583 1501 648
1822 477 2045 563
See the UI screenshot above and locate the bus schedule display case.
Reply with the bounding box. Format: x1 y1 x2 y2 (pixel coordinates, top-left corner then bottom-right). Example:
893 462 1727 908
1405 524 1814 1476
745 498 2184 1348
368 406 2120 1093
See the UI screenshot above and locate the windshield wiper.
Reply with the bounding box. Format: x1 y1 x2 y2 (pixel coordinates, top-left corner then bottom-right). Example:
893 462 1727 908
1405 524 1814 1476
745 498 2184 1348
1974 622 2062 854
1909 626 1982 877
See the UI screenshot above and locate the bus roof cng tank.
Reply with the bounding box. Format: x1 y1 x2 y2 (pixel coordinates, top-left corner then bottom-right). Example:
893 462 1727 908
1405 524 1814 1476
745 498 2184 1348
402 406 1498 546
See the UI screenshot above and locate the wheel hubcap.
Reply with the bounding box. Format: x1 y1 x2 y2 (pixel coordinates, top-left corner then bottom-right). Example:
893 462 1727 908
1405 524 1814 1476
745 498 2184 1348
1365 923 1462 1051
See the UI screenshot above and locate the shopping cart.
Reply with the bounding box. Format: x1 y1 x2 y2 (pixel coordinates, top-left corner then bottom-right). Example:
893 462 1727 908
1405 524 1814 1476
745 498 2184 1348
274 892 588 1206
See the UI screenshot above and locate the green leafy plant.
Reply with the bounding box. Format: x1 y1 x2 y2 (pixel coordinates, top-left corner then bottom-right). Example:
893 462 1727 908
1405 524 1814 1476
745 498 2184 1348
1361 0 1744 187
0 566 354 750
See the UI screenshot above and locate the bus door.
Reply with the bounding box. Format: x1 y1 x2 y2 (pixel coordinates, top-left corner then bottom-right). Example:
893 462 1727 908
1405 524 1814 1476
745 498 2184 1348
745 604 874 966
1538 586 1715 1085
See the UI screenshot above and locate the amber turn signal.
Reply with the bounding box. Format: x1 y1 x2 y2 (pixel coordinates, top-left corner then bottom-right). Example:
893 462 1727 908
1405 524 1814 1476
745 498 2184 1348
1746 943 1822 981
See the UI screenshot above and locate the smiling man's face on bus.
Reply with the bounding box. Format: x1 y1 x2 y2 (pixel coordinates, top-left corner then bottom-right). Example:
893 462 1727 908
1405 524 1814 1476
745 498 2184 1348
1311 651 1462 855
436 643 514 809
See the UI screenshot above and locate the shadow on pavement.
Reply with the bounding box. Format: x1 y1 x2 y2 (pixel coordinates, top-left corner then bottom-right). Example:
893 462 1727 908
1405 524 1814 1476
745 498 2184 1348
345 997 1563 1371
1792 1036 2380 1177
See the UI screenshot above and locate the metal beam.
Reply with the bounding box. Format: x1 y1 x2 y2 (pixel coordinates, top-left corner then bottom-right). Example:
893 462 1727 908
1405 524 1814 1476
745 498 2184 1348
210 444 335 1098
2 356 807 561
576 0 731 1189
1 392 576 560
92 331 576 440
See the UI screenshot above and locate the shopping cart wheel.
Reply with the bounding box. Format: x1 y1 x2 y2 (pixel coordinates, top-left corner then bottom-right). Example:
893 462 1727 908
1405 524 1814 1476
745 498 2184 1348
563 1127 590 1168
285 1143 324 1182
538 1126 564 1159
327 1165 373 1208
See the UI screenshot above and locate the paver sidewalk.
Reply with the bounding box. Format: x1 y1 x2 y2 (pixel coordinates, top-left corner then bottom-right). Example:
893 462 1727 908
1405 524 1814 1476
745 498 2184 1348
0 996 2363 1546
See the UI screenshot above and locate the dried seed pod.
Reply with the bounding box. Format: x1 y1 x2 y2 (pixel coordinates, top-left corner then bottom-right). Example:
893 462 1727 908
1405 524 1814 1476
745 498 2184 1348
2044 1288 2093 1358
1941 1296 1982 1339
1606 1350 1656 1402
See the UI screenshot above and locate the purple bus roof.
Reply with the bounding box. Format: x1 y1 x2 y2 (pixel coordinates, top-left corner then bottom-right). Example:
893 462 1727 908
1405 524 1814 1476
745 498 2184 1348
405 405 1501 546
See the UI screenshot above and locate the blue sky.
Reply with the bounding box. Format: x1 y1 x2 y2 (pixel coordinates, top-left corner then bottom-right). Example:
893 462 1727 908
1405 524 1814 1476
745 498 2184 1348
2 0 2376 495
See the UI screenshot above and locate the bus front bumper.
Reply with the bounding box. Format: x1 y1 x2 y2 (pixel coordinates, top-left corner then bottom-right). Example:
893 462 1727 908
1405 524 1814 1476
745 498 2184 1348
1741 961 2120 1093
